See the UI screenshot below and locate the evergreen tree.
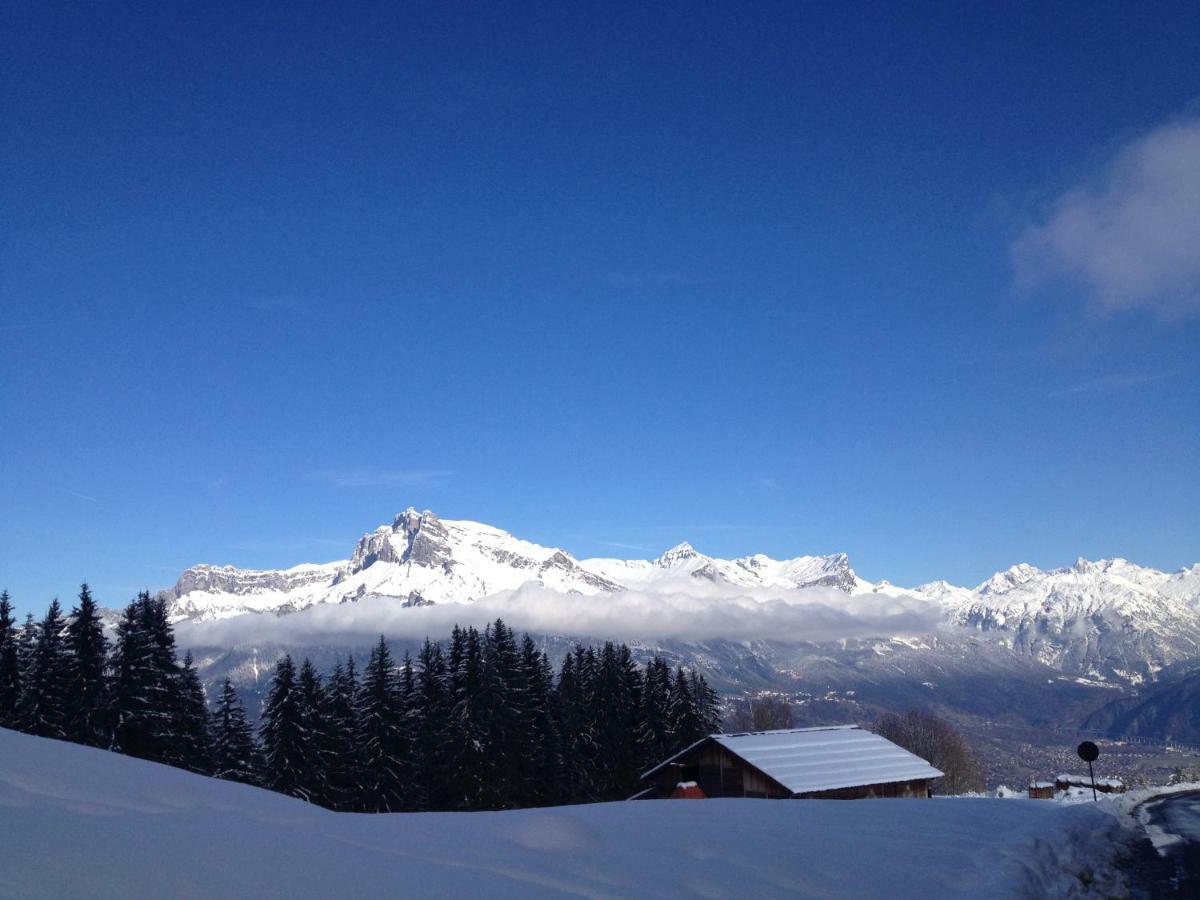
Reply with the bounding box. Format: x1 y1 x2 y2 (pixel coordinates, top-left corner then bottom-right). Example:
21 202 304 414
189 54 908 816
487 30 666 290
260 654 307 799
588 641 643 800
322 656 361 811
0 591 21 726
447 626 486 809
63 583 109 746
415 639 453 810
668 666 704 750
109 593 179 763
637 657 673 770
476 619 522 809
689 671 721 736
209 678 259 785
18 599 71 738
519 636 563 806
356 636 411 812
556 647 596 803
294 658 330 804
176 651 211 773
15 612 37 688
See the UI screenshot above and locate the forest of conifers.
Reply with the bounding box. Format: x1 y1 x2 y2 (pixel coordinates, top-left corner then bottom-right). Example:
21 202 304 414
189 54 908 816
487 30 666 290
0 585 722 811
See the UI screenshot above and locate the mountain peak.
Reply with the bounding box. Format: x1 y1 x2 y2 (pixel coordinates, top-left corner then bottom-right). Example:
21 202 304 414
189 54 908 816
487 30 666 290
655 542 701 567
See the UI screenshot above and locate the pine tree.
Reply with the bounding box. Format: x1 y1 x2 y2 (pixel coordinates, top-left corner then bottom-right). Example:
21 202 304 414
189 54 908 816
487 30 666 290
209 678 259 785
475 619 522 809
415 639 453 810
15 612 37 687
447 626 487 809
668 666 704 750
322 656 361 811
0 591 21 726
356 636 411 812
586 641 643 800
63 583 109 746
109 593 179 763
689 671 721 735
176 651 211 773
260 654 307 799
18 599 71 738
556 647 596 803
637 657 674 769
294 658 330 805
519 636 563 806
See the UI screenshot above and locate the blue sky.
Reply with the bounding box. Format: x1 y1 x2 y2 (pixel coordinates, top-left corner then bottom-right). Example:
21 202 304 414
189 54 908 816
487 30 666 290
3 1 1199 614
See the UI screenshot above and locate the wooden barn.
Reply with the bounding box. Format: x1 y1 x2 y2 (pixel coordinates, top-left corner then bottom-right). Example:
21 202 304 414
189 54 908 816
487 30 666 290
633 725 943 801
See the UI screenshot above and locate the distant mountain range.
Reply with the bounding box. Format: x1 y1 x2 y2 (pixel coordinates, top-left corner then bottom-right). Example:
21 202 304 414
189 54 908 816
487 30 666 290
165 508 1200 682
161 509 1200 740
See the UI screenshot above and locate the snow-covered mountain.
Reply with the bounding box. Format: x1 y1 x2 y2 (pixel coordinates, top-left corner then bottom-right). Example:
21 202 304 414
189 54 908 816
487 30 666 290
164 509 862 622
163 509 1200 685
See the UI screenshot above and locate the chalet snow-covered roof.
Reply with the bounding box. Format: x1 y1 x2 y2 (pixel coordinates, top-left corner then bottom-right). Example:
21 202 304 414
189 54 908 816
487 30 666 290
643 725 943 795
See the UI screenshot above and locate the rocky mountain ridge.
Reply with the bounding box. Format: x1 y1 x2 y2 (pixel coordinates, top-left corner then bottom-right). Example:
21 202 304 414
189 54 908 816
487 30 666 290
164 509 1200 686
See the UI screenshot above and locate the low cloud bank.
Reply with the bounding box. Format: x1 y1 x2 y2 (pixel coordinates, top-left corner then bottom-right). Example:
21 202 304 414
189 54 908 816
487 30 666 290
176 579 945 650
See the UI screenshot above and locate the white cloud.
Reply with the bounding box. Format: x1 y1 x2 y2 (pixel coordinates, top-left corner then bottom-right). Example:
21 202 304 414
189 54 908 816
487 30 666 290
177 579 944 650
1013 115 1200 318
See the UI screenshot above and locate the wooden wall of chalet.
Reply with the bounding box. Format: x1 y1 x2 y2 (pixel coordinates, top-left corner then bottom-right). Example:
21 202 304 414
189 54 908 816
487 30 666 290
650 742 790 799
645 740 934 800
796 778 932 799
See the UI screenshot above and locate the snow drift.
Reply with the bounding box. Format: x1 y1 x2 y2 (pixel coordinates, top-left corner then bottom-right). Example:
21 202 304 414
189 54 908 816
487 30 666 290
0 727 1132 898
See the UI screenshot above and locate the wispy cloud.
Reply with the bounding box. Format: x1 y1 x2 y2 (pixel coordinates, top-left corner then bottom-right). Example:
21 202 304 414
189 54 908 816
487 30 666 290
752 475 780 490
58 487 99 503
308 468 453 488
590 539 657 554
1047 370 1179 398
1013 113 1200 318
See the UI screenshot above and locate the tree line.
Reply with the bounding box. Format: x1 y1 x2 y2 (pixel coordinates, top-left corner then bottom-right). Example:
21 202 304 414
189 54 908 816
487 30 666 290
0 586 721 811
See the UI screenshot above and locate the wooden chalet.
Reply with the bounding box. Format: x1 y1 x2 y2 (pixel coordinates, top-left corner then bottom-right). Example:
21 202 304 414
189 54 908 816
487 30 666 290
634 725 943 800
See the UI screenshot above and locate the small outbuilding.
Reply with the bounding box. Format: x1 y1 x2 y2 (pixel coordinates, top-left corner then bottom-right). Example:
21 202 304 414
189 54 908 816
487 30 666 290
635 725 943 800
1028 781 1055 800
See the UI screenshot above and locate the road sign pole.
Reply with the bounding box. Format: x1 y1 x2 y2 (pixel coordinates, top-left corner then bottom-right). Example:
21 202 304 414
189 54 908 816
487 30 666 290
1088 759 1097 801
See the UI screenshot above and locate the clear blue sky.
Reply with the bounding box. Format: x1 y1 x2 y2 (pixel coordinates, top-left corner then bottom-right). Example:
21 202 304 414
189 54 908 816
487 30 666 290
3 1 1199 614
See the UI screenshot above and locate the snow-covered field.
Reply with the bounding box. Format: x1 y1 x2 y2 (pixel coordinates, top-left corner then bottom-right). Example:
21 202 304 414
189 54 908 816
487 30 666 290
0 728 1131 898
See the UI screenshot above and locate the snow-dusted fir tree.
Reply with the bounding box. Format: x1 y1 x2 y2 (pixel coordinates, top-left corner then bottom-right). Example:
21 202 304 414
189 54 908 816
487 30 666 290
637 657 674 771
209 677 259 785
0 591 21 726
261 654 308 800
322 656 361 811
668 666 704 749
294 658 330 804
18 599 71 739
356 636 411 812
689 671 721 736
415 639 453 811
519 634 563 806
475 620 522 809
176 651 211 773
63 583 109 746
109 593 181 763
447 626 488 810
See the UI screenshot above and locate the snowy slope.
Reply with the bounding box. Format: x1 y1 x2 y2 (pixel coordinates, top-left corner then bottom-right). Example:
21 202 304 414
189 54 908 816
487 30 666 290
0 727 1131 898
